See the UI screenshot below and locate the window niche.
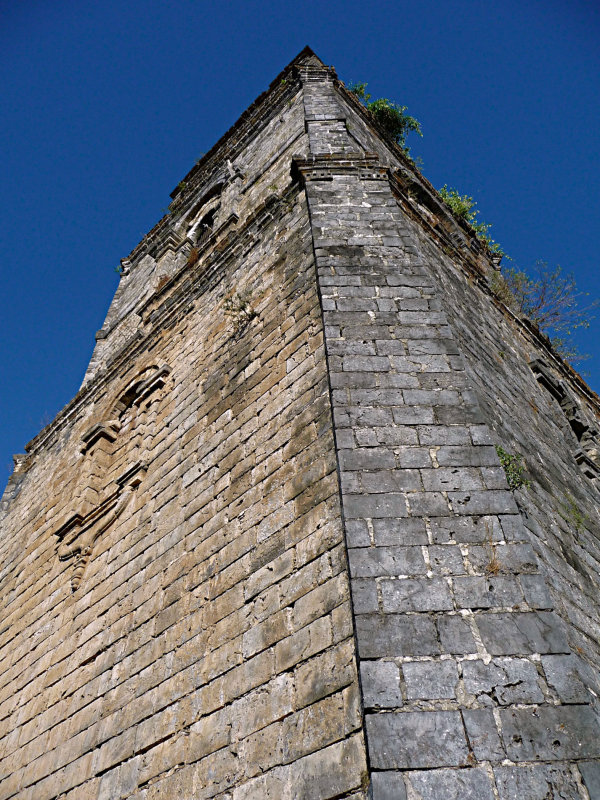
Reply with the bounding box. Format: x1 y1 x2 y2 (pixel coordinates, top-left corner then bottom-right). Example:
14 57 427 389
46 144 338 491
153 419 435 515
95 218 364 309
184 184 223 246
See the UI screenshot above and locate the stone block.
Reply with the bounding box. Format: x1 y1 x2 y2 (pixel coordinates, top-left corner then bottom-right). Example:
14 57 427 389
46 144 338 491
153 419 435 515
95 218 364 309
453 576 524 610
462 657 544 705
366 711 469 768
494 764 584 800
406 767 496 800
381 577 453 612
294 640 357 709
449 490 518 516
541 654 591 704
371 771 407 800
476 612 569 655
355 614 441 658
500 705 600 761
462 709 505 761
349 546 426 578
580 761 600 800
343 493 408 519
520 575 553 609
360 660 403 708
427 544 465 575
351 578 379 613
403 659 459 699
436 615 478 654
371 518 427 546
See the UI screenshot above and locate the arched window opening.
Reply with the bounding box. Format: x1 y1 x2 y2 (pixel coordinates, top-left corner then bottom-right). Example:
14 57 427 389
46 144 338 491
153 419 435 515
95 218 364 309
195 208 217 245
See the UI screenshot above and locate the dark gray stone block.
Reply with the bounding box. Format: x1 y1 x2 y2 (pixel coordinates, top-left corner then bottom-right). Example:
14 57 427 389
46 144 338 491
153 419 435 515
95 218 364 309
344 492 409 519
406 491 451 516
428 544 465 575
462 709 505 761
355 614 441 657
541 654 591 703
351 578 379 613
372 518 428 546
476 611 569 655
462 657 544 705
580 761 600 800
449 490 518 516
520 575 553 609
348 546 426 578
366 711 469 768
437 615 478 654
381 577 453 612
453 576 525 610
406 767 495 799
494 764 584 799
403 659 459 699
360 660 403 709
430 515 502 544
500 705 600 761
436 445 499 467
370 772 407 800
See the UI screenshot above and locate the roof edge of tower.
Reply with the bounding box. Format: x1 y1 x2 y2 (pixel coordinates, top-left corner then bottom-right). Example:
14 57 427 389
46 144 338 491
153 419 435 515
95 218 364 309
169 46 324 199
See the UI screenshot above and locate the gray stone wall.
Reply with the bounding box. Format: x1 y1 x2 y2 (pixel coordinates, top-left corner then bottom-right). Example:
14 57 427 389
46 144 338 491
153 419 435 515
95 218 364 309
297 65 600 799
413 223 600 681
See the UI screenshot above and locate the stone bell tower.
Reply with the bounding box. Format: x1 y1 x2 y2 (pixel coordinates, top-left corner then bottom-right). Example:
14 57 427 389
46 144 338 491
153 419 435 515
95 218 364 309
1 47 600 800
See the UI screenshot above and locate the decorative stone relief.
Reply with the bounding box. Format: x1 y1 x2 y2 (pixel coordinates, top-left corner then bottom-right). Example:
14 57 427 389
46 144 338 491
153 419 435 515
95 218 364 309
55 462 146 591
54 363 170 591
530 358 600 482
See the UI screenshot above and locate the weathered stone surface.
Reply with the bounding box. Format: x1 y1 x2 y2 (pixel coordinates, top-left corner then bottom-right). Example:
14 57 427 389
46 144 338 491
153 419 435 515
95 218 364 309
493 764 583 799
462 657 544 705
406 767 496 800
462 709 505 761
579 761 600 800
402 659 458 699
365 711 469 768
360 661 403 708
0 51 366 800
371 771 407 800
500 705 600 761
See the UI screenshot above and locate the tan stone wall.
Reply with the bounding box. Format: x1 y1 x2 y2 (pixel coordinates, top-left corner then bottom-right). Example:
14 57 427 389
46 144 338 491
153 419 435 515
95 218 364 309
0 173 367 799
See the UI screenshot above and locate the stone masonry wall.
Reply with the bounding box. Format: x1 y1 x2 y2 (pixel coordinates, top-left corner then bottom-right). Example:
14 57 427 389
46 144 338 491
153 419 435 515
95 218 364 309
0 55 370 800
0 185 368 800
414 221 600 673
302 151 600 798
295 65 600 799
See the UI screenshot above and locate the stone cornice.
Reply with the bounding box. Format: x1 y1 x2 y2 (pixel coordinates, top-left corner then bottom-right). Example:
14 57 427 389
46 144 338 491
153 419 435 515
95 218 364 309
293 154 387 181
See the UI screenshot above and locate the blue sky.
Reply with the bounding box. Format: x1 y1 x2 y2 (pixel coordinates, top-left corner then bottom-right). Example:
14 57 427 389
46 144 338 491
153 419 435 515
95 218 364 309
1 0 599 485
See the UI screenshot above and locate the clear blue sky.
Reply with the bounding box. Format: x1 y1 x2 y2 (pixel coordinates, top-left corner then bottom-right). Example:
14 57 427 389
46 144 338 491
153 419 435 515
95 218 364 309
1 0 599 485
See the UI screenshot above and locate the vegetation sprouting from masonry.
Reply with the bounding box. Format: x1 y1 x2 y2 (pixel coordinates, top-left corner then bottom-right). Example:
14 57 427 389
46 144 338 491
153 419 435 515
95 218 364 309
348 82 422 160
437 186 596 362
438 186 503 255
495 445 530 491
155 73 597 368
490 263 598 362
345 76 596 364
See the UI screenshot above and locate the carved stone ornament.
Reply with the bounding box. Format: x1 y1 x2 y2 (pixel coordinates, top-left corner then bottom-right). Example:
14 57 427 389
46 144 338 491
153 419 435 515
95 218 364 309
530 358 600 482
54 363 170 592
55 462 146 591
